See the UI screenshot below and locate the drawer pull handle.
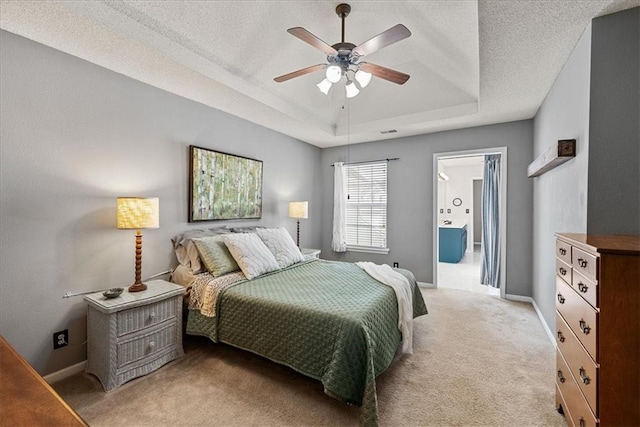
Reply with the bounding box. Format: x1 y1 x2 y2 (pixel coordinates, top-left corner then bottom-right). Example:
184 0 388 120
577 282 588 293
579 418 586 427
579 368 591 385
559 267 567 276
559 248 567 256
556 331 565 343
149 341 156 351
557 293 565 304
578 258 588 268
149 312 156 319
557 370 566 383
579 320 591 335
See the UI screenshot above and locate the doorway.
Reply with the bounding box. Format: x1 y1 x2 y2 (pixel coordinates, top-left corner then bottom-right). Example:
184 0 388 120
433 148 507 298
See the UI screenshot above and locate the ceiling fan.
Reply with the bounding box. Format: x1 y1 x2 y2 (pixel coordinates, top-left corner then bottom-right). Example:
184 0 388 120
274 3 411 98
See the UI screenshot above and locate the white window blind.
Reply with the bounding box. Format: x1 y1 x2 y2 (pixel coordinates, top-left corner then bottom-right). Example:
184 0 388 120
345 162 387 250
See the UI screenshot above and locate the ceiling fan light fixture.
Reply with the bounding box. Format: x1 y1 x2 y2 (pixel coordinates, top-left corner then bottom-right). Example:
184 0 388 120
317 78 332 95
345 80 359 98
326 65 343 83
355 69 372 88
274 4 411 96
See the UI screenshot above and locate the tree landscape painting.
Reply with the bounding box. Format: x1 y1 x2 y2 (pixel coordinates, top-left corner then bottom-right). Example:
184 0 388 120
189 145 263 221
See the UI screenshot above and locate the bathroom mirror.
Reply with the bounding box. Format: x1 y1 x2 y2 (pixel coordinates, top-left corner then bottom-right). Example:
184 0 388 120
452 197 462 207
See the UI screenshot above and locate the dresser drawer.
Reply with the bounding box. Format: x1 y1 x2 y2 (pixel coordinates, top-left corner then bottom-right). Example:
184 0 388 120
572 247 598 282
572 269 598 309
556 239 572 265
557 258 572 285
117 298 177 336
117 323 177 368
556 278 598 360
556 384 576 427
557 350 598 427
556 313 598 415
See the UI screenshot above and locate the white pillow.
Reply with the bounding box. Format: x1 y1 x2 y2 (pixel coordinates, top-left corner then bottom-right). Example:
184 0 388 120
222 233 280 279
257 227 305 268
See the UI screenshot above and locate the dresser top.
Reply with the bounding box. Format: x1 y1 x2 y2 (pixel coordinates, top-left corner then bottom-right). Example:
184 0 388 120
83 280 185 313
556 233 640 255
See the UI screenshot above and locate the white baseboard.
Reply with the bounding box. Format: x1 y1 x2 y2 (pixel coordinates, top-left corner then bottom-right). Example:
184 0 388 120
418 282 436 288
43 360 86 384
531 298 557 347
506 294 556 347
505 294 532 303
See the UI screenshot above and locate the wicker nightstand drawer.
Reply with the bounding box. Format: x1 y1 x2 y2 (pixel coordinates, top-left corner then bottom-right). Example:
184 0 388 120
117 323 177 368
117 299 176 337
84 280 185 391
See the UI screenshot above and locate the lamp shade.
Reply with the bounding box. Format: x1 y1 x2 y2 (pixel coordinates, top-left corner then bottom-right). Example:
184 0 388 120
288 201 308 219
117 197 159 229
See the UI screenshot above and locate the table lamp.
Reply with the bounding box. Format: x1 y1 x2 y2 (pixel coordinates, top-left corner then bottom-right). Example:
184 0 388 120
288 201 308 247
117 197 159 292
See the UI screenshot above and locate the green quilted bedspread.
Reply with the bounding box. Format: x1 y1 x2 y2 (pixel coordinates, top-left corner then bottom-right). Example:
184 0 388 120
186 259 428 426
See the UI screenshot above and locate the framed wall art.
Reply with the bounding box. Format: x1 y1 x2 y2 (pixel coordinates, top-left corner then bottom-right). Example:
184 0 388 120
189 145 263 222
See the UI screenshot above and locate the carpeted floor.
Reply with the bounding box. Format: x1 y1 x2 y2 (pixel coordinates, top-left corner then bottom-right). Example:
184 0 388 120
53 288 566 426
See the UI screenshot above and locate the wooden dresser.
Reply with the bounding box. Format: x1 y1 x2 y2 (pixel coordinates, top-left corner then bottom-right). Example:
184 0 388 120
0 335 87 426
554 233 640 426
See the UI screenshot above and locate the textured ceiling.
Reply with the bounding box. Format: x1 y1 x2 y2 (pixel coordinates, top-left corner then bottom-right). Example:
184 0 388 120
1 0 638 148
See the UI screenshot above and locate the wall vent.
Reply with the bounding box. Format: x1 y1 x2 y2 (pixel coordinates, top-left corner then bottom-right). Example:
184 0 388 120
380 129 398 134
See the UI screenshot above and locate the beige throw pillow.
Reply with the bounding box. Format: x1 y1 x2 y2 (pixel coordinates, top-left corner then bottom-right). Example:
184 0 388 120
256 227 305 268
222 233 280 279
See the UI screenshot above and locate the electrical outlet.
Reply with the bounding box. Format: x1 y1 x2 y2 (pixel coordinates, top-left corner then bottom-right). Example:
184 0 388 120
53 330 68 350
447 209 451 214
466 209 469 213
393 262 399 268
439 209 443 213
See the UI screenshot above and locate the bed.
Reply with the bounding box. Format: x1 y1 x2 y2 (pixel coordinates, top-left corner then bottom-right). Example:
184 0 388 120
171 227 428 426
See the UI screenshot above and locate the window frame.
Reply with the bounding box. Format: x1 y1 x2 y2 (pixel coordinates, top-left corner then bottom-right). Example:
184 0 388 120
344 161 389 254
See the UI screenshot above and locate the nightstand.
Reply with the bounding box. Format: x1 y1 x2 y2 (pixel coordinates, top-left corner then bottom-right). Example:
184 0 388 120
84 280 185 391
301 248 321 259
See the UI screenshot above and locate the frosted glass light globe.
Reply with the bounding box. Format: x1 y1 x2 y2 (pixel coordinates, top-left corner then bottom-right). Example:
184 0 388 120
317 78 332 95
355 70 372 88
345 80 360 98
325 65 342 83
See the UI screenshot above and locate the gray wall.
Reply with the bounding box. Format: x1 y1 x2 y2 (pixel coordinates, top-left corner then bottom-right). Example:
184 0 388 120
532 7 640 332
0 31 322 374
532 25 592 331
587 7 640 235
320 120 534 297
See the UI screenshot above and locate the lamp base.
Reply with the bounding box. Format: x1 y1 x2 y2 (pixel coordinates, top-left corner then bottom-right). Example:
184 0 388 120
128 282 147 292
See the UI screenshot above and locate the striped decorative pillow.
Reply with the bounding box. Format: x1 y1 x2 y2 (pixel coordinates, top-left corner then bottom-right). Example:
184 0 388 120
257 227 304 268
222 233 280 279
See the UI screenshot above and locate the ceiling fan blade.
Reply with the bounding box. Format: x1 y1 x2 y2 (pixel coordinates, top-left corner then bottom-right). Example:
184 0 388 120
274 64 326 83
287 27 337 55
359 62 410 85
352 24 411 57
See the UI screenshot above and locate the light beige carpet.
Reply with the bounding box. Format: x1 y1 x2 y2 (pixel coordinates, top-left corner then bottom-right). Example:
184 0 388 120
54 288 566 426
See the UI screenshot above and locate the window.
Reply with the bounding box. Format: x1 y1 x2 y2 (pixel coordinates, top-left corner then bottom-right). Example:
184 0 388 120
345 162 388 253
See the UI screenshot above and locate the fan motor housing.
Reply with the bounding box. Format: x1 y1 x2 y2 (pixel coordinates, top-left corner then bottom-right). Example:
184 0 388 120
330 42 359 69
